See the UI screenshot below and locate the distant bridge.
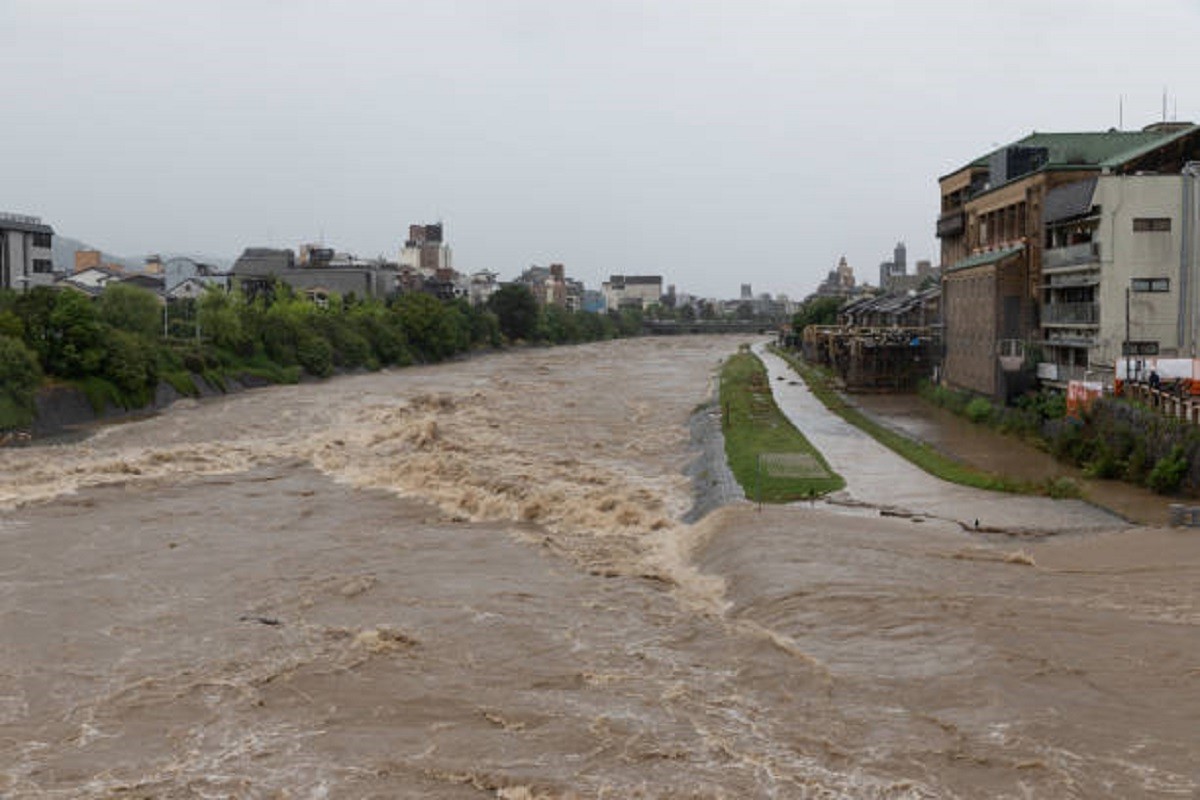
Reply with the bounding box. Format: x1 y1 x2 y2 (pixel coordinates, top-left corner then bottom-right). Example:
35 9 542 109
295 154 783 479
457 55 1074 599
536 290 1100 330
641 319 780 336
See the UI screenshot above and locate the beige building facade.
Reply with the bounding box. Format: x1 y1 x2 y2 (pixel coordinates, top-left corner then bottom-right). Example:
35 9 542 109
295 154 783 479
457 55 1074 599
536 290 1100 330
937 123 1200 399
1040 171 1200 386
602 275 662 310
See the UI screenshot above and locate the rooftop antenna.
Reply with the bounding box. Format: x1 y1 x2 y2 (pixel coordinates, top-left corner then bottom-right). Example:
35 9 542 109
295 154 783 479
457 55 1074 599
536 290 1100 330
1163 86 1168 122
1119 94 1124 130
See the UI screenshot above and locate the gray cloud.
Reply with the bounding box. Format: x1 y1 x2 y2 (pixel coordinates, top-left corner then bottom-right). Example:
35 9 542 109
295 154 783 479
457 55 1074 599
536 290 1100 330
3 0 1198 298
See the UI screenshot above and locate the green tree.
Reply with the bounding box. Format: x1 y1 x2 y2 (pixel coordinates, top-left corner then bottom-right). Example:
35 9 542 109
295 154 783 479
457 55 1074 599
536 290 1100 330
792 296 843 330
468 305 502 348
97 283 163 338
198 287 251 355
12 286 59 366
576 309 614 341
488 284 539 342
0 335 43 430
540 304 580 344
0 309 24 340
258 295 317 367
613 306 644 337
295 329 334 377
103 328 159 405
47 291 105 377
350 302 411 366
393 293 464 361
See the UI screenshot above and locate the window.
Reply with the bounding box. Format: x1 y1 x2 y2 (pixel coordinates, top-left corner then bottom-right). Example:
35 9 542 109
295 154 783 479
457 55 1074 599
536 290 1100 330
1133 217 1171 232
32 259 52 273
1131 277 1170 292
1123 341 1160 356
32 232 52 247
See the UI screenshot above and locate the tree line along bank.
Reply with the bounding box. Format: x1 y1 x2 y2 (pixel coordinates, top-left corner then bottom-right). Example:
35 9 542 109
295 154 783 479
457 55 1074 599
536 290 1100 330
0 282 645 435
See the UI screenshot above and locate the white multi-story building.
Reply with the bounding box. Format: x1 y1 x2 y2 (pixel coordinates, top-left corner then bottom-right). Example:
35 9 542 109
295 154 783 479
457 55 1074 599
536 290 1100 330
1039 168 1200 386
0 212 55 291
602 274 662 310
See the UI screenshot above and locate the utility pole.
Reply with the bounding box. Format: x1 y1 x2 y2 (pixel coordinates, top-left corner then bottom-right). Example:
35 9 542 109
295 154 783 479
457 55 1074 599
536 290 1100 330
1125 285 1132 386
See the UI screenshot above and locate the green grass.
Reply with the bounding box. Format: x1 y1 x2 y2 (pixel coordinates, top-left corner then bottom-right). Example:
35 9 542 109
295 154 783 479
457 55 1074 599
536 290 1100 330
161 370 200 397
77 376 125 413
770 347 1079 498
720 348 844 503
0 394 35 432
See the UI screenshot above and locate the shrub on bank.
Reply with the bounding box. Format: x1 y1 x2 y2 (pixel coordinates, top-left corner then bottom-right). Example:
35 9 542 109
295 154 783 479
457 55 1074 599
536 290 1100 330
964 396 993 424
920 378 1200 496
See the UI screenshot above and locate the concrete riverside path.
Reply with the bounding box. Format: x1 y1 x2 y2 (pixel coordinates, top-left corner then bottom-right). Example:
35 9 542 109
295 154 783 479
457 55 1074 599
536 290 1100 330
753 343 1125 534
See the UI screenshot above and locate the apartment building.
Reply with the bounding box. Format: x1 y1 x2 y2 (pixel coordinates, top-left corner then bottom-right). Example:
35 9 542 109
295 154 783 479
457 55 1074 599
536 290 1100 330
0 212 55 291
1040 169 1200 386
937 122 1200 399
230 247 397 301
399 223 451 275
602 274 662 310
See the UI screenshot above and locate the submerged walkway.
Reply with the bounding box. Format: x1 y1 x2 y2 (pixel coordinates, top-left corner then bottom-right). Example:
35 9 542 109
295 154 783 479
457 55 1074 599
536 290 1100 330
753 344 1125 534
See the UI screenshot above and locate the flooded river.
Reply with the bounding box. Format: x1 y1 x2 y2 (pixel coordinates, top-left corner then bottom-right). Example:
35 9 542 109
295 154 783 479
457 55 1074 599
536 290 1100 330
2 336 1198 797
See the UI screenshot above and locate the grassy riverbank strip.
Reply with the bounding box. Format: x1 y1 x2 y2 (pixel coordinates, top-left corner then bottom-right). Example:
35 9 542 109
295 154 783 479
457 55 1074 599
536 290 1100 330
769 346 1079 498
720 347 844 502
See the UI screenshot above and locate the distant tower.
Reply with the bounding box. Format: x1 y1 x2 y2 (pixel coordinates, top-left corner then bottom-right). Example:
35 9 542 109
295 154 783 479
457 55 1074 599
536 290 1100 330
880 241 908 290
836 256 855 288
740 283 752 300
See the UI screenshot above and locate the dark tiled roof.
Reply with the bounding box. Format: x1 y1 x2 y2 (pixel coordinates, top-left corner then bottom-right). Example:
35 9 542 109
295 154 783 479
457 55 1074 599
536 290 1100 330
1044 177 1098 223
942 125 1199 181
0 213 53 235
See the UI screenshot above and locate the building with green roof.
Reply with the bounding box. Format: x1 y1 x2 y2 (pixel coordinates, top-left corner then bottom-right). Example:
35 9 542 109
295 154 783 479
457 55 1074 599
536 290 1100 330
936 122 1200 400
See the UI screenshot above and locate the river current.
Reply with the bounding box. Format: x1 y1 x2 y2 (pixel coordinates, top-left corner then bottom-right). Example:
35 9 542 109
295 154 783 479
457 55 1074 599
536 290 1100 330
1 336 1197 798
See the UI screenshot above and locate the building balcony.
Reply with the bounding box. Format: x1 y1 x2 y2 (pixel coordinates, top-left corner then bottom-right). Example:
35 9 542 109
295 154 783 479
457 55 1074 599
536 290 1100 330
1036 362 1095 384
936 210 965 238
1042 302 1099 326
1043 241 1100 270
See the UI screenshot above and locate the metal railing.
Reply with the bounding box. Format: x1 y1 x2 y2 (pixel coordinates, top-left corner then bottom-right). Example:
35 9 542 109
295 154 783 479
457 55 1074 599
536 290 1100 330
1043 241 1100 270
1042 302 1099 325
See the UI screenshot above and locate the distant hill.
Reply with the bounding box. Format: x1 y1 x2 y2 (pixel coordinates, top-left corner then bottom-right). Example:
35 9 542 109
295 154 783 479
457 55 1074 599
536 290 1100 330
52 236 141 272
52 236 231 274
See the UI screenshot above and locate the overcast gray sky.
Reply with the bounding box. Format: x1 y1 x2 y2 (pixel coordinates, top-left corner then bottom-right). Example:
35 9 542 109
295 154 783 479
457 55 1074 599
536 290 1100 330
4 1 1198 299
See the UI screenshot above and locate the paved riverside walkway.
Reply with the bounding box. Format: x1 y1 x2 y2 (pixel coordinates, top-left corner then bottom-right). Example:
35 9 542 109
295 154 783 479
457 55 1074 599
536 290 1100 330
753 344 1125 534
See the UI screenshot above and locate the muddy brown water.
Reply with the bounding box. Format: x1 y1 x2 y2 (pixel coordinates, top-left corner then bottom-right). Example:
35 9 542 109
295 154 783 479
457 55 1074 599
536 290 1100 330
2 337 1197 798
850 393 1176 526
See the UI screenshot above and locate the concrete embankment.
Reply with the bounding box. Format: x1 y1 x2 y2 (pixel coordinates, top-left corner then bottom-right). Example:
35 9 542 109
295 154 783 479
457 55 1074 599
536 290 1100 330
28 374 267 440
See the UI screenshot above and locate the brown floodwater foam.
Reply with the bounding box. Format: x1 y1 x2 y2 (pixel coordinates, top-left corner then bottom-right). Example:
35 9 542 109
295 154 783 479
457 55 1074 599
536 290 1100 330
2 336 1198 797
